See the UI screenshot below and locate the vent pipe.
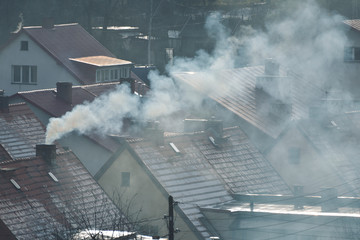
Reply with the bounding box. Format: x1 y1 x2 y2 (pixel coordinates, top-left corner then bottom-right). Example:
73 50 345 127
36 144 56 166
56 82 72 104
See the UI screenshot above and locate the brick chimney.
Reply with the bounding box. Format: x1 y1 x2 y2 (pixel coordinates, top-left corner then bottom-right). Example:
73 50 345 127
56 82 72 104
36 144 56 166
42 17 54 29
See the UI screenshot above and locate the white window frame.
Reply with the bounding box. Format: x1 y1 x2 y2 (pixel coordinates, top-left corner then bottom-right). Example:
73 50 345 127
11 65 37 84
96 67 121 83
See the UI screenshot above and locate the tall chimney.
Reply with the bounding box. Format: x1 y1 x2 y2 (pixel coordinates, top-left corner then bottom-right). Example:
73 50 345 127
36 144 56 166
56 82 72 104
0 95 9 113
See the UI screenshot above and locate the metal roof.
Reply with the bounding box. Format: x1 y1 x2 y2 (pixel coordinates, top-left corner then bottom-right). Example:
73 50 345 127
173 66 322 139
128 127 291 238
0 103 45 159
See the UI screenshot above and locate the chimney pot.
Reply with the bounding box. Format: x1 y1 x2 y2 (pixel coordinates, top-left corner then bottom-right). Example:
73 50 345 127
36 144 56 166
56 82 72 104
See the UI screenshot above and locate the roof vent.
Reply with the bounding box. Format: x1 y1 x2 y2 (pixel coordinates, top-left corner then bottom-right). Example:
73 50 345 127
36 144 56 166
10 179 20 190
56 82 72 104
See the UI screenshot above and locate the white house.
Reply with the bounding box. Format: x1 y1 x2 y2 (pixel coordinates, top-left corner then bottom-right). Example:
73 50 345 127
0 21 133 95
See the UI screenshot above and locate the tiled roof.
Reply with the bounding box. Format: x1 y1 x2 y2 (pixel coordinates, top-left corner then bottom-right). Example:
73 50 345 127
0 150 127 239
0 103 45 159
343 19 360 32
173 66 322 139
21 23 127 85
128 127 290 238
70 56 133 67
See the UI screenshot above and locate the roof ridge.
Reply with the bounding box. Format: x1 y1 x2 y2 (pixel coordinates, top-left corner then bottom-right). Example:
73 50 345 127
23 23 78 29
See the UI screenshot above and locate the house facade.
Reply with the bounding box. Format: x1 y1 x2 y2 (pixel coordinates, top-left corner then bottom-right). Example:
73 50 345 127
0 22 133 95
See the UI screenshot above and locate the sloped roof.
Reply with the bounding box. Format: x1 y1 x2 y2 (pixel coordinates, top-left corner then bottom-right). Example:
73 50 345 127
0 150 126 239
21 23 131 85
343 19 360 32
0 103 45 159
126 127 291 238
296 112 360 197
173 66 322 139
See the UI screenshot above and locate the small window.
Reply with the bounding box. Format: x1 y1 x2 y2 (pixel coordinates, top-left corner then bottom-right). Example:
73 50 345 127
288 147 300 164
344 46 360 61
121 172 130 187
20 41 28 51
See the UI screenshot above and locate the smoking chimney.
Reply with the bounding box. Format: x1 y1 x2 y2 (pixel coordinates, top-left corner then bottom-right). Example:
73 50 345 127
36 144 56 166
56 82 72 104
120 78 135 94
0 95 9 113
144 121 164 146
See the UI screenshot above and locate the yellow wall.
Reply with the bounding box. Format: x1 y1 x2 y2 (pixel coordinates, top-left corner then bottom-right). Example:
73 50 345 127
98 149 199 240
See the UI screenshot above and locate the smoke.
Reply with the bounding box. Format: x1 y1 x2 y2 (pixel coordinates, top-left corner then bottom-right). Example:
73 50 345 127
46 0 349 144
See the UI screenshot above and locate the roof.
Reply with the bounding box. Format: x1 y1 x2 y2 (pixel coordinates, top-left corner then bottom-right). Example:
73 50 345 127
70 56 133 67
343 19 360 32
0 103 45 159
20 23 130 85
0 149 127 239
173 66 322 139
126 127 291 238
296 112 360 197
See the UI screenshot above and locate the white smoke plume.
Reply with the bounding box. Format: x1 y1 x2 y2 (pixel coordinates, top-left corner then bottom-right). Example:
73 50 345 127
46 1 349 144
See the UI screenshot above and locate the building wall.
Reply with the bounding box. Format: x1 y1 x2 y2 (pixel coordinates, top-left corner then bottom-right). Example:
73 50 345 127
265 127 344 195
98 149 200 240
0 33 78 95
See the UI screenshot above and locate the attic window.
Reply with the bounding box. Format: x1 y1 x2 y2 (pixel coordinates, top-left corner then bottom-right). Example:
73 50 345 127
20 41 28 51
169 142 180 154
48 172 59 182
10 179 20 190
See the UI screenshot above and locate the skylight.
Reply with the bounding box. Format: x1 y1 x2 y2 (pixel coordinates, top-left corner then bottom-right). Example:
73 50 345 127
48 172 59 182
169 142 180 154
10 179 20 190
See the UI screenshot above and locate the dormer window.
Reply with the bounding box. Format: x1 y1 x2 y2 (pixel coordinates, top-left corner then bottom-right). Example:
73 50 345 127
20 41 28 51
96 67 131 83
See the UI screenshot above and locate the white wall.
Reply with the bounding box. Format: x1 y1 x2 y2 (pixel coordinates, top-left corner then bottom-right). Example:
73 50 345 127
0 33 79 95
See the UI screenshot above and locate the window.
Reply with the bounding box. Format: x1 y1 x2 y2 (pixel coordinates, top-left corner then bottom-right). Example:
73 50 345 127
288 147 300 164
121 172 130 187
96 68 121 82
20 41 28 51
344 46 360 61
12 65 37 84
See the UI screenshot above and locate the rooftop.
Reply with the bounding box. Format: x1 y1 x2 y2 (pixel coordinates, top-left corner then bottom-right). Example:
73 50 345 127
70 55 133 67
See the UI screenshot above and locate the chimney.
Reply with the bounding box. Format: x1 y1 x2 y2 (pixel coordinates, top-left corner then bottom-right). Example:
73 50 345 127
320 188 338 212
56 82 72 104
293 185 304 210
0 95 9 113
205 117 223 138
264 58 280 76
42 17 54 29
120 78 135 94
183 118 207 132
36 144 56 166
144 121 164 146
